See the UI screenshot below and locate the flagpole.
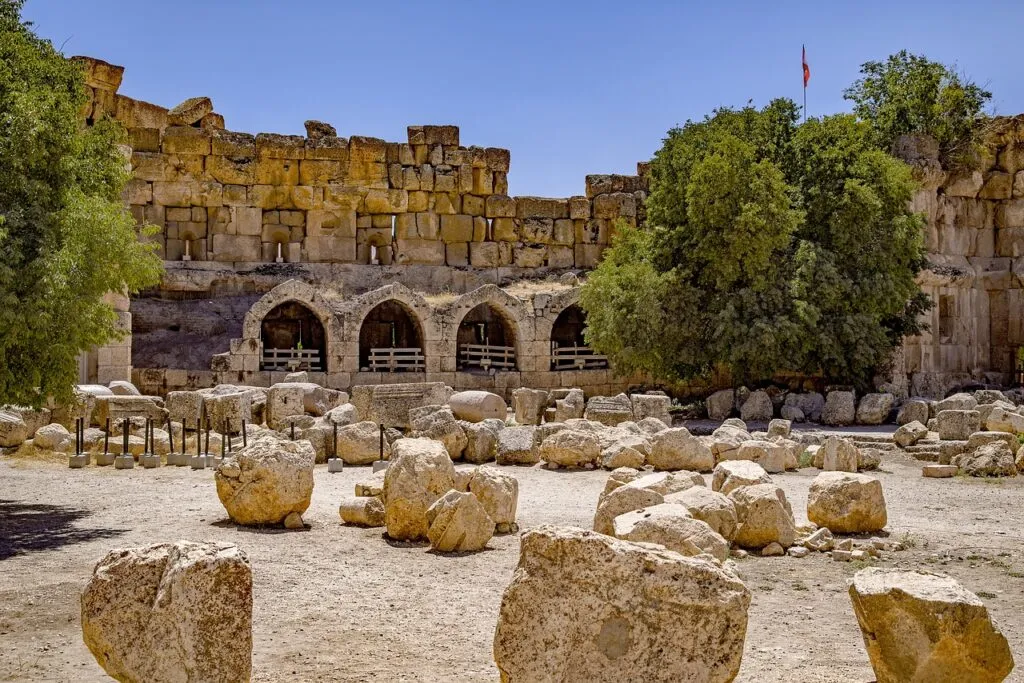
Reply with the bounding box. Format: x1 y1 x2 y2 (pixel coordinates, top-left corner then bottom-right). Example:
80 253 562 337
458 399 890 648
802 44 807 122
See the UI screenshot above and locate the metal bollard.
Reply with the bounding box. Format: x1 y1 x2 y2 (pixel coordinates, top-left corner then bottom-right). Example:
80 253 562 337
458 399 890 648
327 420 343 472
69 417 89 468
141 418 160 468
95 418 114 466
372 423 388 472
241 420 247 448
190 419 206 469
114 417 134 469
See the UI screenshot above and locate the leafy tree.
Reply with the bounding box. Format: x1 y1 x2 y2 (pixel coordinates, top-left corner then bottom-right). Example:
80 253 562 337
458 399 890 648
843 50 991 167
581 98 930 389
0 0 162 407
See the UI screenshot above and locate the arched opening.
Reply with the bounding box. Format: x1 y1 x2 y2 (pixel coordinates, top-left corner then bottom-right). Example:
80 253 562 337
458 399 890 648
550 304 608 370
366 231 393 265
180 231 204 262
457 303 517 372
260 301 327 372
359 300 424 372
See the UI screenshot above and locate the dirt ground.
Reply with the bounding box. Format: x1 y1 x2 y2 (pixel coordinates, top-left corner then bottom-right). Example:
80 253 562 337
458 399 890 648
1 449 1022 682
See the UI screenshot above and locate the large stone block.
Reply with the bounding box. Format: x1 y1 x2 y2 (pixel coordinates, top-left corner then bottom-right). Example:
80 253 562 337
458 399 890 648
215 432 314 526
493 526 750 682
81 541 252 683
351 383 451 429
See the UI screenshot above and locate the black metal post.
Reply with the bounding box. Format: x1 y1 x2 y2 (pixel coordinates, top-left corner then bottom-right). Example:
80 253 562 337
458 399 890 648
180 418 186 454
122 418 129 457
333 421 338 459
221 423 225 458
379 423 385 461
205 418 210 455
196 420 201 456
290 420 295 441
242 420 247 448
75 418 81 455
167 417 174 453
104 418 110 454
226 421 232 453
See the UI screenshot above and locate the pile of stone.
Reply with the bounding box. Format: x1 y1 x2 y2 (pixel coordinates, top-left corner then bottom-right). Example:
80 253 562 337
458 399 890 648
705 386 894 426
891 389 1024 478
340 437 518 553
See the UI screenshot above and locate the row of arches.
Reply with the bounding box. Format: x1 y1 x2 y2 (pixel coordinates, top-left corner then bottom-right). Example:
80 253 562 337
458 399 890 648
254 289 603 375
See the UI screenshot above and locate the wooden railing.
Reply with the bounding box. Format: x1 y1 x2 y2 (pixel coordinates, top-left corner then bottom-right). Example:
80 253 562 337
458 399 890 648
551 344 608 370
459 343 516 371
367 347 425 372
262 348 323 372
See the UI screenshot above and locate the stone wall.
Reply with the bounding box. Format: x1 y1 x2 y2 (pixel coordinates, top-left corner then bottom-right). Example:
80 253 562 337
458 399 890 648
897 120 1024 396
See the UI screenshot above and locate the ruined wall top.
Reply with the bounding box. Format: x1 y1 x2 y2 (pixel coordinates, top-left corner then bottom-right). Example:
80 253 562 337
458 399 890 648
76 56 648 273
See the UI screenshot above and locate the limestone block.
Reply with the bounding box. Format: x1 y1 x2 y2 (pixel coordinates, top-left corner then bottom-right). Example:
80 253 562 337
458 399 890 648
897 398 930 425
648 427 714 472
210 234 261 262
613 503 729 562
807 472 887 533
493 526 750 682
422 125 459 146
496 426 538 465
936 409 980 441
410 405 467 459
0 410 29 447
712 460 772 495
513 387 548 425
856 393 895 425
160 126 211 156
818 436 859 472
469 241 499 267
728 483 796 549
664 486 738 541
383 437 456 541
425 490 494 552
584 394 633 426
461 421 499 464
894 420 928 447
547 246 574 268
979 171 1012 200
484 147 510 172
445 242 469 266
515 196 568 219
335 421 389 465
339 496 385 527
952 441 1018 477
81 541 251 683
93 396 166 426
821 390 856 426
592 192 637 219
215 433 314 526
849 568 1014 683
449 390 506 422
167 96 213 125
440 214 474 243
514 245 547 268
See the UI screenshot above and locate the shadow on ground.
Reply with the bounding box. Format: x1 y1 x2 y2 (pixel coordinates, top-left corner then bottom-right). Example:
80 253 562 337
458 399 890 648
0 500 125 561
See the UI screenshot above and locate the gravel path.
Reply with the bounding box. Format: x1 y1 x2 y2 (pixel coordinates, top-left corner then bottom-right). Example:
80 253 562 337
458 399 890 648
0 449 1021 681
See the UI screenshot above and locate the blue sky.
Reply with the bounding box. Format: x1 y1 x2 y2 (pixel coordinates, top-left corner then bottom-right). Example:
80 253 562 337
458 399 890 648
23 0 1024 198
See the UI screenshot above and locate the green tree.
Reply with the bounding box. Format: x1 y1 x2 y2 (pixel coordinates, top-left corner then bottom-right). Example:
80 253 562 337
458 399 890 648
581 98 930 389
0 0 162 408
843 50 991 167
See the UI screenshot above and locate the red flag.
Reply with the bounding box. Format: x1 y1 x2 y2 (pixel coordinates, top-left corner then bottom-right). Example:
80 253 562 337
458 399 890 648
802 45 810 87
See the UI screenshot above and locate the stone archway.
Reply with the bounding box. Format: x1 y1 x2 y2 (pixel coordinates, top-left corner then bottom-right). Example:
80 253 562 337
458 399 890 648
456 302 519 372
358 300 425 372
260 301 327 372
548 301 607 370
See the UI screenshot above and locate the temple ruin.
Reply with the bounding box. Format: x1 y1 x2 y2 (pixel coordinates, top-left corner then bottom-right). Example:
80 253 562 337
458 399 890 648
73 55 1024 399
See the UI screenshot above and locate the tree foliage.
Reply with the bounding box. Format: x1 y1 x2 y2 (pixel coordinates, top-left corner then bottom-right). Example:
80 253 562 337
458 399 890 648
581 95 930 389
0 0 162 407
843 50 991 167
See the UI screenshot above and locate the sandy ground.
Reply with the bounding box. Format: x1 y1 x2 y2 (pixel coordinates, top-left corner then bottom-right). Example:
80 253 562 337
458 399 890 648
1 449 1022 682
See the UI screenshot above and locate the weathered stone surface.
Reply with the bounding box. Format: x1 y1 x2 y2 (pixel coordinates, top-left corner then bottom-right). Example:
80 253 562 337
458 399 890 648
461 421 499 463
448 390 506 422
0 410 30 447
215 432 315 526
351 382 450 429
897 399 931 426
336 420 388 465
584 393 634 426
894 420 928 447
512 387 547 425
706 389 735 421
937 409 980 441
33 423 72 451
265 383 306 430
728 484 796 549
382 438 455 541
410 405 467 459
167 96 213 125
953 441 1018 477
355 470 386 497
81 541 252 683
493 526 751 683
539 428 600 467
200 387 253 434
426 489 494 552
613 503 729 562
820 436 859 472
648 427 714 472
630 393 671 425
339 496 386 527
712 460 772 495
324 403 358 426
856 393 895 425
108 380 141 396
767 419 791 438
468 465 518 530
601 443 645 469
936 392 978 412
922 464 958 478
165 390 204 426
984 406 1024 434
665 486 738 541
784 392 825 422
93 395 167 427
707 422 752 461
807 472 887 533
553 388 585 422
849 568 1014 683
626 471 704 497
736 439 789 473
496 426 538 465
593 484 664 536
739 390 773 422
821 390 856 426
